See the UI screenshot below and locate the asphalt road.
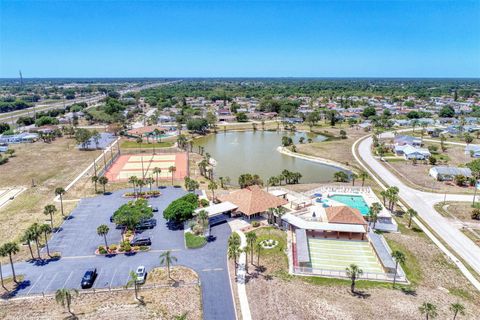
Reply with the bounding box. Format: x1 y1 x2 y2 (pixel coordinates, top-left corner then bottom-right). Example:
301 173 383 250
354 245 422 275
357 135 480 276
3 187 235 320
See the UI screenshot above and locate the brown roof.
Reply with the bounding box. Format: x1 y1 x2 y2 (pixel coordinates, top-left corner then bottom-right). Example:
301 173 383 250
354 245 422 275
127 126 167 136
218 185 288 216
326 206 367 225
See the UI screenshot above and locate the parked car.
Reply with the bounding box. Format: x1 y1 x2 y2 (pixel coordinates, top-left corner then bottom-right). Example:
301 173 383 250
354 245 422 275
130 236 151 246
136 218 157 230
81 268 98 289
135 266 146 284
148 205 159 212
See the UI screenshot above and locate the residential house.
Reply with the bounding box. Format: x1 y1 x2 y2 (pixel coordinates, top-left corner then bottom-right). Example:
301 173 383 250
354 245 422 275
429 166 472 181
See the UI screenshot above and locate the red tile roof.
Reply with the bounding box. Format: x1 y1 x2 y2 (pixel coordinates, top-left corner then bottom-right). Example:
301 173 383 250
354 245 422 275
326 206 367 225
218 185 288 216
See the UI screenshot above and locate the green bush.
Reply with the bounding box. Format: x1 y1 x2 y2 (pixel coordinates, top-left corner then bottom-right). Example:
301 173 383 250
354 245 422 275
200 199 210 207
139 246 149 251
252 221 260 227
98 246 107 254
185 232 207 249
109 244 117 251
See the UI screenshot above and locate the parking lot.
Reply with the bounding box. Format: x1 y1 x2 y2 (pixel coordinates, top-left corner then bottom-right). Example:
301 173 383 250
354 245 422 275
5 187 236 320
48 187 188 257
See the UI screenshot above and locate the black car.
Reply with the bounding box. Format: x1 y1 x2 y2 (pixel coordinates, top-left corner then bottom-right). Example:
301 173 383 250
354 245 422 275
81 268 97 289
136 218 157 230
130 236 152 246
148 205 159 212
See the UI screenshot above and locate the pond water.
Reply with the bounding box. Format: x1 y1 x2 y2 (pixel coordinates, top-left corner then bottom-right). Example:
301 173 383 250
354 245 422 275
194 131 348 185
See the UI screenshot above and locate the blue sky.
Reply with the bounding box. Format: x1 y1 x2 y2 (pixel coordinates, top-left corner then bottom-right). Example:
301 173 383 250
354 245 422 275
1 0 479 78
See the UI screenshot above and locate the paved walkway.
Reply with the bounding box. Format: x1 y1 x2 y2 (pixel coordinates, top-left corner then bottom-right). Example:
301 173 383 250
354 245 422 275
236 230 252 320
353 135 480 291
3 188 236 320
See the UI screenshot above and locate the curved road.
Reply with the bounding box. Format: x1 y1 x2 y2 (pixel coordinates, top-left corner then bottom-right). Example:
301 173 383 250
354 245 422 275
356 134 480 278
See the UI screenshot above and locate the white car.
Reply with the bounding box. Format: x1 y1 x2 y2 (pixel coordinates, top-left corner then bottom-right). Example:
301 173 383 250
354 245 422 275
135 266 146 284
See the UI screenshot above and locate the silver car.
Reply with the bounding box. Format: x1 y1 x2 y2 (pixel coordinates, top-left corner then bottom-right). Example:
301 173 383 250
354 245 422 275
135 266 146 284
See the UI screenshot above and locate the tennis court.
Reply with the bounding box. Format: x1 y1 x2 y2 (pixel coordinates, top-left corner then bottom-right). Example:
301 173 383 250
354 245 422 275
307 237 384 273
104 153 188 182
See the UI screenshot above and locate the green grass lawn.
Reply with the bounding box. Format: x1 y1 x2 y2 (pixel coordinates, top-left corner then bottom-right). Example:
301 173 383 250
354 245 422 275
185 232 206 249
120 140 174 149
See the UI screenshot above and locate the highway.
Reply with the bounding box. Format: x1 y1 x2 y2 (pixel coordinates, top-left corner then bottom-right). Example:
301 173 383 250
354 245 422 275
355 134 480 280
0 80 180 123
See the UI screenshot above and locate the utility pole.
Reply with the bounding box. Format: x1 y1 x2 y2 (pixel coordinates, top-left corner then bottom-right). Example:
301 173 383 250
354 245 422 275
19 70 23 86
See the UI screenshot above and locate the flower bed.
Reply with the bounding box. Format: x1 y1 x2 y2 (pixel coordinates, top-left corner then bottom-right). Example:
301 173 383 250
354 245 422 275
260 239 279 249
95 244 150 255
124 190 161 198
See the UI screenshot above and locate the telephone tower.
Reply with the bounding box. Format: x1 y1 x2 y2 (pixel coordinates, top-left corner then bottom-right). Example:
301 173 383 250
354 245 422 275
19 70 23 86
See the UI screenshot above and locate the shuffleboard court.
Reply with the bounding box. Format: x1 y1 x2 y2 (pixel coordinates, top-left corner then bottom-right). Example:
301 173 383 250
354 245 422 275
122 161 176 170
129 154 176 161
104 153 188 182
307 238 384 273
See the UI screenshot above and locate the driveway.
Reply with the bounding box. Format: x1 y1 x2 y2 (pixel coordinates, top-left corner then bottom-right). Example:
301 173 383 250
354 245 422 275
356 135 480 276
3 187 236 320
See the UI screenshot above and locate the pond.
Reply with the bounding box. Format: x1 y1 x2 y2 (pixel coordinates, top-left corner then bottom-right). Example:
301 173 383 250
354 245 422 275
193 131 348 185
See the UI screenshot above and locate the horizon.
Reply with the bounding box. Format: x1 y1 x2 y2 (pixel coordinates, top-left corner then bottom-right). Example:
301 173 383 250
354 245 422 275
1 0 479 78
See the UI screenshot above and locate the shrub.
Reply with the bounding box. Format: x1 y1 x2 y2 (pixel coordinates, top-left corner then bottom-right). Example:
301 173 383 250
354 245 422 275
472 209 480 220
454 175 466 186
252 221 260 227
133 246 140 251
428 156 437 165
199 199 210 207
139 246 149 251
109 244 117 251
98 246 107 254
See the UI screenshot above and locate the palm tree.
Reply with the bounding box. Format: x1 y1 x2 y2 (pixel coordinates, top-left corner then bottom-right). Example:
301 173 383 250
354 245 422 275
97 224 110 251
0 245 6 290
146 177 154 191
228 244 240 276
98 176 109 194
125 270 141 301
407 208 418 228
43 204 57 229
274 206 287 227
246 232 257 265
21 229 36 260
243 246 250 274
1 242 19 283
380 190 387 206
450 302 465 320
129 176 138 196
351 173 358 186
153 167 161 187
208 180 218 201
159 250 177 280
368 202 382 229
39 224 52 258
359 171 369 186
419 302 438 320
137 179 145 194
256 241 262 266
29 223 43 260
345 263 363 293
55 288 78 317
91 175 99 193
391 250 405 287
169 166 176 185
55 187 66 217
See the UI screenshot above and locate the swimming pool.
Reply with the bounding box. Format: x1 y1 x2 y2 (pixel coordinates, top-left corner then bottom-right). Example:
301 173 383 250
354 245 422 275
328 195 370 216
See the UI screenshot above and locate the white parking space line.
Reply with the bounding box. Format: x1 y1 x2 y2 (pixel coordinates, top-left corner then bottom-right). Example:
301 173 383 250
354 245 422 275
109 268 118 288
62 271 74 289
93 268 106 288
26 274 44 295
44 273 59 292
124 269 133 286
